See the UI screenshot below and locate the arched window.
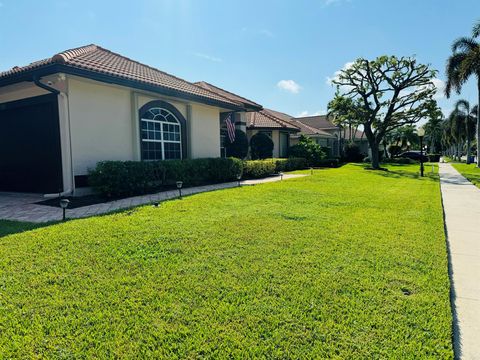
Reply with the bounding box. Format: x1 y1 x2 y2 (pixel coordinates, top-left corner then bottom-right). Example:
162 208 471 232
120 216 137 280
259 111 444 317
139 101 187 160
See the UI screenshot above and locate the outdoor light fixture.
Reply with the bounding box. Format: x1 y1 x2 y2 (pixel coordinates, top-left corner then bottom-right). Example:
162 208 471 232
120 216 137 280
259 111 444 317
59 198 70 221
279 172 284 181
236 173 242 187
417 127 425 177
176 181 183 199
310 167 314 175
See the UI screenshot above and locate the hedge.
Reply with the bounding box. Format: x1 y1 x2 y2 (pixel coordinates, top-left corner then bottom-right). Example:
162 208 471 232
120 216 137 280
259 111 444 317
274 158 309 172
242 160 277 179
89 157 309 198
315 159 340 168
428 154 441 162
89 158 243 198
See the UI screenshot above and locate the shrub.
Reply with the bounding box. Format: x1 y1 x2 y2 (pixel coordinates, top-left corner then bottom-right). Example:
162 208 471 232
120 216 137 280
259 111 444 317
226 130 249 159
384 157 418 164
88 161 156 198
250 133 274 159
274 158 309 172
89 158 243 198
388 144 403 158
289 135 326 166
315 158 340 168
343 142 364 162
243 160 276 179
428 154 441 162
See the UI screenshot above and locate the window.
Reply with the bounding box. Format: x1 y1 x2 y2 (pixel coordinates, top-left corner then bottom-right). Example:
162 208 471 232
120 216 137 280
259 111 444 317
140 107 182 160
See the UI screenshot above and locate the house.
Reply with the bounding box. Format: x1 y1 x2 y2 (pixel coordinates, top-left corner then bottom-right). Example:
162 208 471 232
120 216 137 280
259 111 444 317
292 115 369 157
245 109 300 158
194 82 300 158
0 44 256 195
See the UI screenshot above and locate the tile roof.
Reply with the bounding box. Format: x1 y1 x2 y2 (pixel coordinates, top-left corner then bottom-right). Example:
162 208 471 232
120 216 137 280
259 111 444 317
294 115 339 130
0 44 243 109
193 80 298 131
194 81 262 110
290 120 336 138
246 109 300 131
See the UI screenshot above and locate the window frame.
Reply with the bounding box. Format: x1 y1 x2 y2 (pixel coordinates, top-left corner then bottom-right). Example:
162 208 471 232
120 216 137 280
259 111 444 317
138 100 187 161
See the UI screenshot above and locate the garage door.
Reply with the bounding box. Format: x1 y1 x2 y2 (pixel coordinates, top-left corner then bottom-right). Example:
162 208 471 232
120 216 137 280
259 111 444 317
0 94 63 193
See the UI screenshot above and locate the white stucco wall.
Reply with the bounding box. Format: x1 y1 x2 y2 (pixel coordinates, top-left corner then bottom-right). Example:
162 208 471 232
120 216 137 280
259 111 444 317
189 103 221 158
1 74 225 193
68 77 134 175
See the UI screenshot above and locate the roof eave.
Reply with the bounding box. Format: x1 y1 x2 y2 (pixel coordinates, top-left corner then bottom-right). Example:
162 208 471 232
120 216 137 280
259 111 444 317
0 64 245 111
247 126 299 132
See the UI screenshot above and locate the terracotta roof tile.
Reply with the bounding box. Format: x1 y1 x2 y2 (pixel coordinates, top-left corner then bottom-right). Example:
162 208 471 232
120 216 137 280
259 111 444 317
294 115 338 129
246 109 300 131
291 120 335 138
194 81 262 110
0 44 242 108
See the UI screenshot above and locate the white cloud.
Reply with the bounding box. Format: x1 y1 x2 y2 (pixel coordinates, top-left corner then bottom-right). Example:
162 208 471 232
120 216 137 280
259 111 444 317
259 29 274 38
432 78 445 100
296 110 326 117
193 52 222 63
326 61 355 85
277 80 301 94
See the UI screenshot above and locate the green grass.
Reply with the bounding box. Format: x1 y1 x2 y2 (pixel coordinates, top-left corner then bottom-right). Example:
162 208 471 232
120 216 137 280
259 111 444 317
0 164 452 358
451 162 480 188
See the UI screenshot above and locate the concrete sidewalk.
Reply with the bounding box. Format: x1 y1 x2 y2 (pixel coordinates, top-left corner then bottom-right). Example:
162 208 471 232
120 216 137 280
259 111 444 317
0 174 306 224
439 163 480 359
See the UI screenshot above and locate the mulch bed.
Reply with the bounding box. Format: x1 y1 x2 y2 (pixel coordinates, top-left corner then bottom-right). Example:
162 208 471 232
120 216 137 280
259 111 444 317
35 184 185 209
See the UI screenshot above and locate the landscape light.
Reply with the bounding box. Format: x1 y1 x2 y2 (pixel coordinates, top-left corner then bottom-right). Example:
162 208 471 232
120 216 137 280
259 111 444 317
176 181 183 199
59 198 70 221
279 172 284 181
237 173 242 187
417 127 425 177
310 167 313 175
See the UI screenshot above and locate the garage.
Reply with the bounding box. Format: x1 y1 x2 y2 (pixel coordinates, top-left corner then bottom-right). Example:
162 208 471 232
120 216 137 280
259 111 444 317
0 94 63 193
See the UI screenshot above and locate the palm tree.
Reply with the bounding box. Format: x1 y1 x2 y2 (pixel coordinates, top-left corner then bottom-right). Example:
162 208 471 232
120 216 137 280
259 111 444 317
454 100 477 163
446 19 480 166
424 104 444 154
447 109 468 161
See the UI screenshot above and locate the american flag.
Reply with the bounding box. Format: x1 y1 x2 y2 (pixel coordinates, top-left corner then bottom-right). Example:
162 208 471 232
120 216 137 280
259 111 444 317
225 112 236 143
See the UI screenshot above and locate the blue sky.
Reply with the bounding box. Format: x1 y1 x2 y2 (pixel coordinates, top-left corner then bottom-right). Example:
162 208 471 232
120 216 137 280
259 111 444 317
1 0 479 119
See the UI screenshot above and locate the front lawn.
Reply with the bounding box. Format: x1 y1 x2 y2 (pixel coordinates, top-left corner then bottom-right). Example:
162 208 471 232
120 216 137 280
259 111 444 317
0 164 452 358
451 162 480 188
0 220 47 238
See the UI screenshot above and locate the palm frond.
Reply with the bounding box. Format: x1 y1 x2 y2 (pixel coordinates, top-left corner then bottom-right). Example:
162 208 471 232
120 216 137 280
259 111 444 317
454 99 470 114
471 104 478 116
452 37 479 53
473 20 480 38
445 52 468 97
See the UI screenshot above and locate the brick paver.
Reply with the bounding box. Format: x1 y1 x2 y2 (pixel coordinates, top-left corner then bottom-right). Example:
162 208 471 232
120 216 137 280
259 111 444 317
0 174 305 223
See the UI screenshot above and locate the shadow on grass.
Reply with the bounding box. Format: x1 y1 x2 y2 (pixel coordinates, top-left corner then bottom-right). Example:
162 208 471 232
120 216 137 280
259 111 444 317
349 163 439 182
0 220 56 238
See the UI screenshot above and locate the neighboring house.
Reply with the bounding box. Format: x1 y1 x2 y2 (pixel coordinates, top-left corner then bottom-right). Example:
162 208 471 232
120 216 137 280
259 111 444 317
292 115 369 157
245 109 300 158
289 120 338 157
0 44 255 195
194 82 299 158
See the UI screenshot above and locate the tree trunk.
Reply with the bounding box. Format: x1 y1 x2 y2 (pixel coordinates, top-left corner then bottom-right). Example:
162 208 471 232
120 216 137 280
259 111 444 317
477 80 480 167
466 116 471 164
371 142 380 169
